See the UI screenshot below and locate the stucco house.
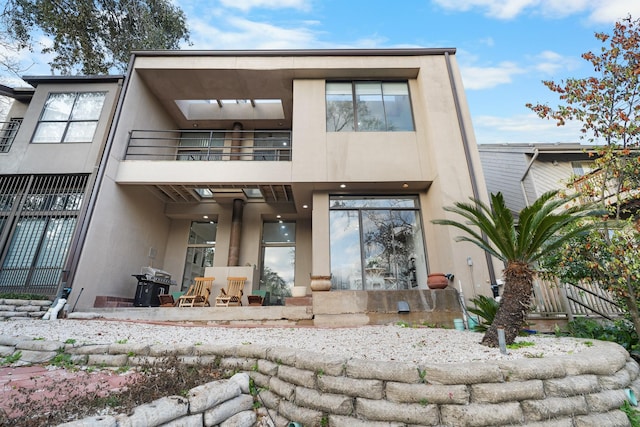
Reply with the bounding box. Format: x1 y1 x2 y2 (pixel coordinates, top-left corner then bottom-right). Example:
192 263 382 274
1 49 496 321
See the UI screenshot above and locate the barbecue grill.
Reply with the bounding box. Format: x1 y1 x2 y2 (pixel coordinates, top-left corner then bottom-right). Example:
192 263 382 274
132 267 177 307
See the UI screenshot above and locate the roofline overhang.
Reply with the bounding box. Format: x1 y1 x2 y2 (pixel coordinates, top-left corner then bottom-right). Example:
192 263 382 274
130 48 457 58
478 142 600 154
0 83 35 102
21 75 124 87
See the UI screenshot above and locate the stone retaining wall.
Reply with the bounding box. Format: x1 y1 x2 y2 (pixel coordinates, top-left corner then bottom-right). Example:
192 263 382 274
0 334 638 426
0 299 52 320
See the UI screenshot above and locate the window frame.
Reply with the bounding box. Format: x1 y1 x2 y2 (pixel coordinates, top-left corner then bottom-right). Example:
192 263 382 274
326 81 415 132
31 91 107 144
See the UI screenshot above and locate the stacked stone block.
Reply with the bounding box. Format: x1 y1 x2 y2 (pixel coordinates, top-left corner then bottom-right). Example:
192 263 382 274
0 298 52 319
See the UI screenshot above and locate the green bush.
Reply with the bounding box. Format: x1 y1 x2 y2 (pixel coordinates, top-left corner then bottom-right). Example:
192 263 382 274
466 295 500 332
561 318 639 352
0 292 50 300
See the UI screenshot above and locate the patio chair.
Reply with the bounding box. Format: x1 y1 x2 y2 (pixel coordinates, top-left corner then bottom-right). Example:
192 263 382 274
177 277 214 307
215 276 246 307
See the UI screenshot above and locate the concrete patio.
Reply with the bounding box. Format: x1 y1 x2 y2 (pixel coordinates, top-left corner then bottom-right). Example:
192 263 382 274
75 289 464 328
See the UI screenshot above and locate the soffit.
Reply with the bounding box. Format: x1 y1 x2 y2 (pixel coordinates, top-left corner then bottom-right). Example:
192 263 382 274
135 67 419 130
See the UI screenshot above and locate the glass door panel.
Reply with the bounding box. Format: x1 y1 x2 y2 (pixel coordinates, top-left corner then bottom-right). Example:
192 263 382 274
329 210 362 290
261 246 295 305
330 196 427 291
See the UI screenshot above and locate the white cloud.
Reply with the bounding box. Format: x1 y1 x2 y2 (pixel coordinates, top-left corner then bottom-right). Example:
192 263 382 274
585 0 640 25
531 50 581 75
473 113 586 144
460 62 525 89
218 0 311 12
188 16 320 49
431 0 539 20
431 0 638 23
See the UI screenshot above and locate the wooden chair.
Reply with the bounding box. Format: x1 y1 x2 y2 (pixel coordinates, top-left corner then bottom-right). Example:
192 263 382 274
215 276 246 307
177 277 214 307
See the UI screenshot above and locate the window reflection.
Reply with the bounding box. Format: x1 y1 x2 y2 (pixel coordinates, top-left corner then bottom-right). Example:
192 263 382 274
330 197 426 291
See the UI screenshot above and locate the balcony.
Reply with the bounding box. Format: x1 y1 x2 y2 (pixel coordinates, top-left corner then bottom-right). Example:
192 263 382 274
0 119 22 153
572 167 640 213
124 129 292 162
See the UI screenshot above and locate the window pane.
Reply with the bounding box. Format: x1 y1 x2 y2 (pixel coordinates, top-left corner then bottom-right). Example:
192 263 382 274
326 82 354 132
261 246 295 305
330 196 427 291
382 82 414 131
64 122 98 142
330 196 417 209
41 93 75 121
32 122 66 143
182 247 215 289
71 92 106 120
355 82 386 131
263 222 295 243
188 221 217 244
330 210 362 290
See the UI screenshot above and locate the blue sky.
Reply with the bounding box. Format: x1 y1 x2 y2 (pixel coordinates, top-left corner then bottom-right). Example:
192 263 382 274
6 0 640 144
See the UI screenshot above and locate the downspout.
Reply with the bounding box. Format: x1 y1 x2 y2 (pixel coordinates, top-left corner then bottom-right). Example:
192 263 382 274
520 149 539 207
62 56 135 296
444 52 497 285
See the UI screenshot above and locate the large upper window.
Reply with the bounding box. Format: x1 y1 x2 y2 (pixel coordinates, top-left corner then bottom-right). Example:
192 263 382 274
32 92 106 143
326 81 414 132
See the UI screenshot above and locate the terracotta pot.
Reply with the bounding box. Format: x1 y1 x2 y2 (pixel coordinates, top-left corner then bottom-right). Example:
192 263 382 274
310 275 332 291
427 273 449 289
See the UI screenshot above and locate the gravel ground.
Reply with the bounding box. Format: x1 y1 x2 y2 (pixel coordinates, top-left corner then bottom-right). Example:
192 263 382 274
0 318 594 364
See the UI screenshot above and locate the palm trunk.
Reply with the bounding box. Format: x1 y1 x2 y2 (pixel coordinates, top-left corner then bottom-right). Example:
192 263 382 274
481 262 533 347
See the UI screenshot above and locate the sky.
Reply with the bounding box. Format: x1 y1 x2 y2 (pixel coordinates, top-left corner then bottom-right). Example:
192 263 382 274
4 0 640 145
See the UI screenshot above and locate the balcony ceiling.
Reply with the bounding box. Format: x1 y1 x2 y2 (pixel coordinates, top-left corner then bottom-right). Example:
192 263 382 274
137 69 294 130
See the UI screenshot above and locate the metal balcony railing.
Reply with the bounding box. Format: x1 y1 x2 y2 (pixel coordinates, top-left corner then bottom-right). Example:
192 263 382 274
124 129 292 161
0 119 22 153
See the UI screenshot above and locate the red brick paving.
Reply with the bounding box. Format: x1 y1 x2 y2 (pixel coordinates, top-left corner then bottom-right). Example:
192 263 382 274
0 365 137 418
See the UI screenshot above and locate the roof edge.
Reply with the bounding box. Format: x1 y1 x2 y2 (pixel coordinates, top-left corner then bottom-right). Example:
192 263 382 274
131 48 457 58
21 75 124 87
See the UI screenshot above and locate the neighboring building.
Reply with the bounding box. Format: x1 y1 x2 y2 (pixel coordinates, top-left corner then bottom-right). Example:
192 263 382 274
478 143 598 218
3 49 496 312
0 76 123 296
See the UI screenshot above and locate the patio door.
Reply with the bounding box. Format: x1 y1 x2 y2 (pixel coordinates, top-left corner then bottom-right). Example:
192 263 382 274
260 221 295 305
182 221 216 291
329 196 427 291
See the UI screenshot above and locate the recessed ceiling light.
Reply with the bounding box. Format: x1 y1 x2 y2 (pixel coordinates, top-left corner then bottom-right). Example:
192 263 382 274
302 204 308 209
203 215 208 219
340 184 346 188
276 214 281 218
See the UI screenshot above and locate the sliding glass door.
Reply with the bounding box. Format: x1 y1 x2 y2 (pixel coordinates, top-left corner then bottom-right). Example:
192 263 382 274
330 196 427 291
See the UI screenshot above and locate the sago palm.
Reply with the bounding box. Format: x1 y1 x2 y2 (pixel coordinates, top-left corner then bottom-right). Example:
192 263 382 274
433 191 597 347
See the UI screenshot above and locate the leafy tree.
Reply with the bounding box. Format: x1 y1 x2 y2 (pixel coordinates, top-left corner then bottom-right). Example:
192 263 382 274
433 191 597 347
1 0 190 75
527 15 640 334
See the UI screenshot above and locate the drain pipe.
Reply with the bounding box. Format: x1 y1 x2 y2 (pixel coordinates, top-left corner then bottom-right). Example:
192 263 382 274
520 148 539 207
444 52 497 286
